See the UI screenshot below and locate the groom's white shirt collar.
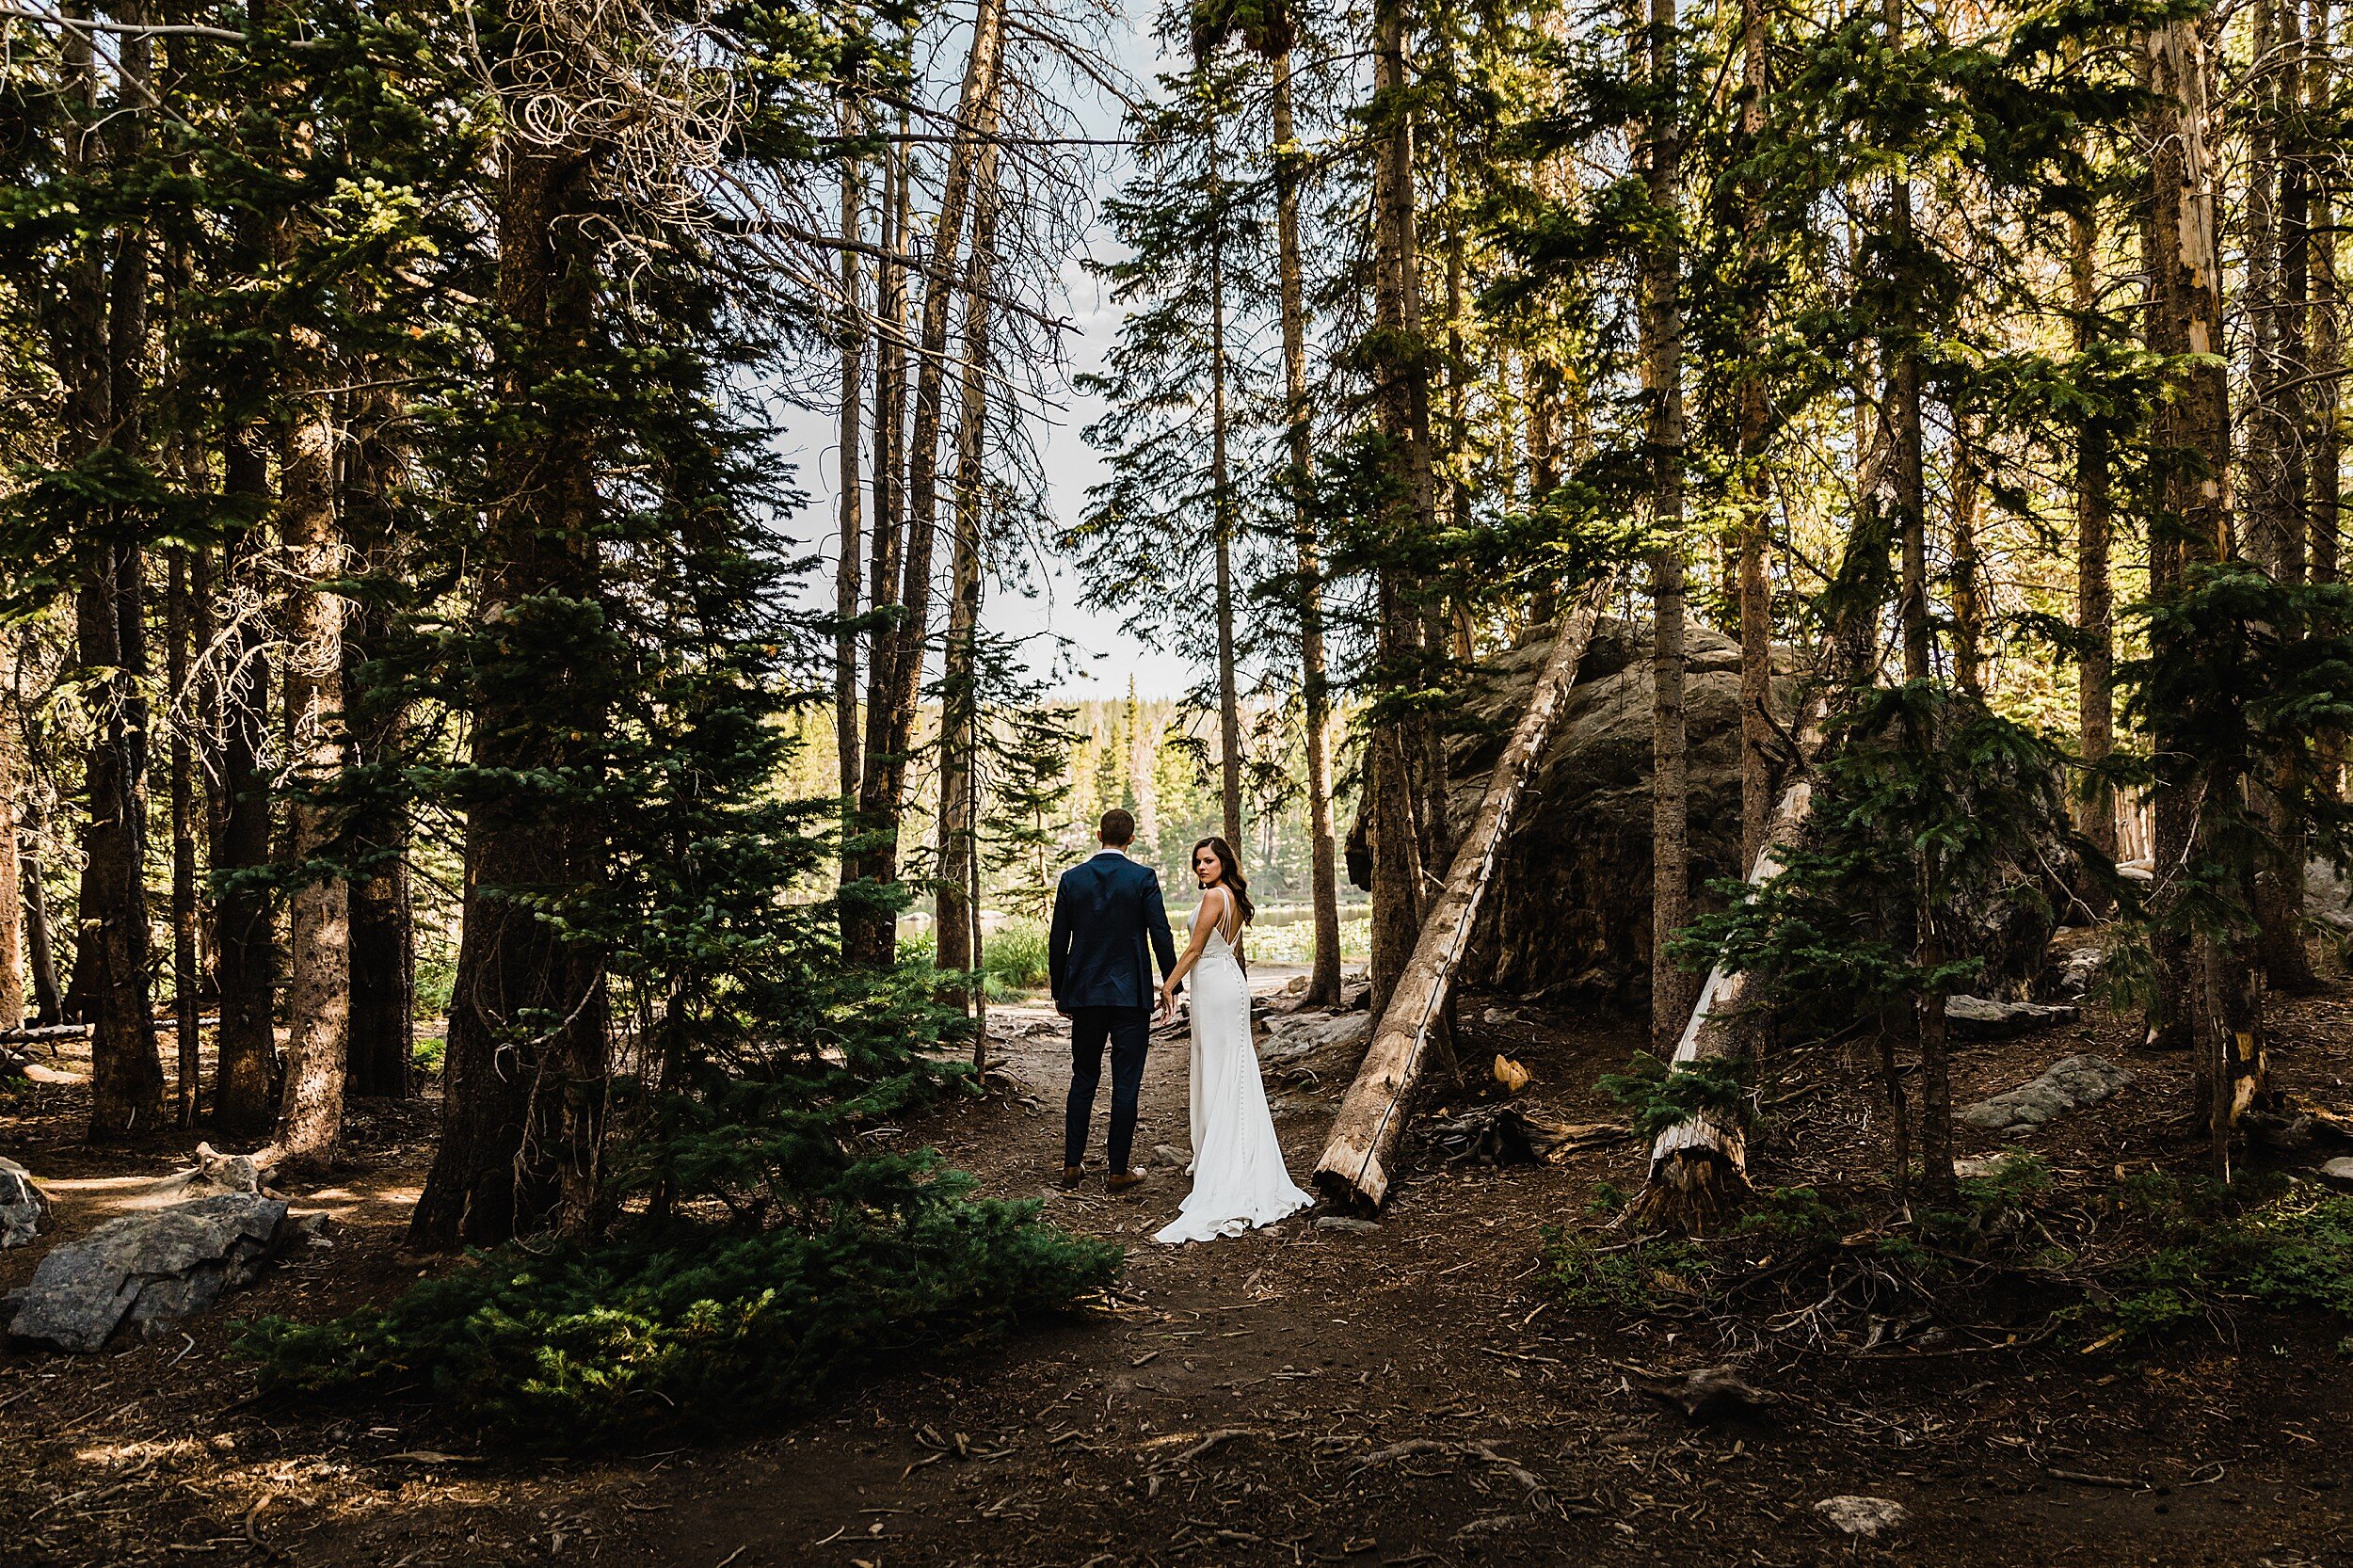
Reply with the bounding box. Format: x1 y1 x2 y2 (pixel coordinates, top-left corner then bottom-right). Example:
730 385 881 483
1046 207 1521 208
1091 844 1128 860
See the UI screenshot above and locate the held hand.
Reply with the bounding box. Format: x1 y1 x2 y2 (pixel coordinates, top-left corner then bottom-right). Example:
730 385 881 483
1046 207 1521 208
1157 984 1176 1025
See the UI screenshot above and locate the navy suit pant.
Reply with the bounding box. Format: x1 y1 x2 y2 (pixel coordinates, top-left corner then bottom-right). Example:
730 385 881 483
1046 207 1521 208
1064 1004 1151 1173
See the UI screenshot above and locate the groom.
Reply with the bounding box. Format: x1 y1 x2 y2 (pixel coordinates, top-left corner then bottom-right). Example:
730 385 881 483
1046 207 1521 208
1048 808 1178 1192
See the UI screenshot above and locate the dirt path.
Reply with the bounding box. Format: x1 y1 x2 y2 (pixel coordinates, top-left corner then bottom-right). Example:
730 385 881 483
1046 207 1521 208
8 981 2353 1567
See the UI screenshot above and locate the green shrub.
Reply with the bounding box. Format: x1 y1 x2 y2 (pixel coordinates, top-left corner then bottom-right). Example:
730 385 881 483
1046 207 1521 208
1597 1051 1748 1143
415 951 457 1020
410 1032 447 1078
244 1160 1121 1447
1732 1185 1848 1248
1916 1154 2051 1246
2206 1192 2353 1316
982 921 1051 991
2073 1186 2353 1348
1544 1227 1710 1312
2101 1286 2199 1341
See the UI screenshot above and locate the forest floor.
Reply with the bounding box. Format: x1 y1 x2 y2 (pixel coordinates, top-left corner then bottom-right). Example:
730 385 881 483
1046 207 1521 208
6 954 2353 1567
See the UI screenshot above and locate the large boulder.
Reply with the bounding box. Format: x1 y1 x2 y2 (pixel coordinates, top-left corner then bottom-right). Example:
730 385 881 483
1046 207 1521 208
6 1193 289 1352
1352 618 2074 1010
1353 618 1793 1009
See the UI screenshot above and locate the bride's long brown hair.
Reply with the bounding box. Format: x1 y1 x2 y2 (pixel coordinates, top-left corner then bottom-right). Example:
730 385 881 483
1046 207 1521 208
1191 836 1255 924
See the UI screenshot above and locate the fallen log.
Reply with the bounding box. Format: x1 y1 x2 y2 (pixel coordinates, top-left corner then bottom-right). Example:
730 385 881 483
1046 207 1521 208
1314 580 1613 1208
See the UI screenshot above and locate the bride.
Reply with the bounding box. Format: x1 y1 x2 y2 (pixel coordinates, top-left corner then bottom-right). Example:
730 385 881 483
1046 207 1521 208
1152 837 1314 1244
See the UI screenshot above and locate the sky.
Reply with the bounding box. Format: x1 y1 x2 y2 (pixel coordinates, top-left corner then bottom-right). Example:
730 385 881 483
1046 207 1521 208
767 2 1197 703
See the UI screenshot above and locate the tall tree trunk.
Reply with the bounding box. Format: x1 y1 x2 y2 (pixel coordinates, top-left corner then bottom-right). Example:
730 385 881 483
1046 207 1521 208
1210 134 1244 854
2146 16 2261 1171
168 548 200 1121
2255 0 2322 989
1887 0 1929 688
936 144 1000 988
57 5 164 1136
212 457 278 1134
1736 0 1775 872
409 141 611 1248
270 384 348 1175
1368 0 1440 1015
2313 0 2345 804
2072 202 2118 881
1916 881 1956 1199
23 805 64 1028
1640 0 1692 1051
1949 425 1986 697
1524 353 1557 642
2137 31 2195 1054
851 120 907 959
0 642 22 1031
1273 48 1342 1006
213 59 280 1132
851 0 1009 968
343 395 414 1097
836 112 866 889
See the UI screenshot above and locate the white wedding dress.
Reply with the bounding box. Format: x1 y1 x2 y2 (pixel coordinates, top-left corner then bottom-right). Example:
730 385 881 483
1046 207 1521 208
1154 893 1313 1245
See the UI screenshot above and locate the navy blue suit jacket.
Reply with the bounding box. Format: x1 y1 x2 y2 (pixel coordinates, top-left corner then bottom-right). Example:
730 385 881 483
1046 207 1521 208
1048 851 1179 1011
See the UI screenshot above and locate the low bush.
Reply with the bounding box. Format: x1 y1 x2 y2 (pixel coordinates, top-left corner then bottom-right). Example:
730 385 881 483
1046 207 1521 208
414 949 457 1020
2083 1183 2353 1343
1544 1227 1710 1313
244 1159 1120 1447
983 921 1051 991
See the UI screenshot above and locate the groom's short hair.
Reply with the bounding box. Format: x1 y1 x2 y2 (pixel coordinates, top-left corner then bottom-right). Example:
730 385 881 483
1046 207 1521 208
1098 808 1136 847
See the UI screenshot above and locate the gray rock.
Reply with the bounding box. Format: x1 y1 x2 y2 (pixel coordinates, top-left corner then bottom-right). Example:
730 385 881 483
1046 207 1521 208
2320 1157 2353 1190
1152 1143 1193 1170
0 1157 50 1249
1960 1054 2134 1138
1258 1012 1371 1080
1315 1215 1380 1234
7 1193 288 1352
1816 1496 1907 1538
1945 994 2080 1041
2054 946 2105 999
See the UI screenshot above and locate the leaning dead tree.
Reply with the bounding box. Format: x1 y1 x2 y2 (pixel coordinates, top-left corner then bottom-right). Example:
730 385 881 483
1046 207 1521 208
1314 581 1612 1208
1624 772 1814 1233
1625 681 1833 1233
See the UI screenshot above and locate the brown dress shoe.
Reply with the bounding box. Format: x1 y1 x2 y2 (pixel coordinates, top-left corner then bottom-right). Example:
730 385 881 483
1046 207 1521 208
1105 1168 1149 1194
1059 1165 1085 1190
